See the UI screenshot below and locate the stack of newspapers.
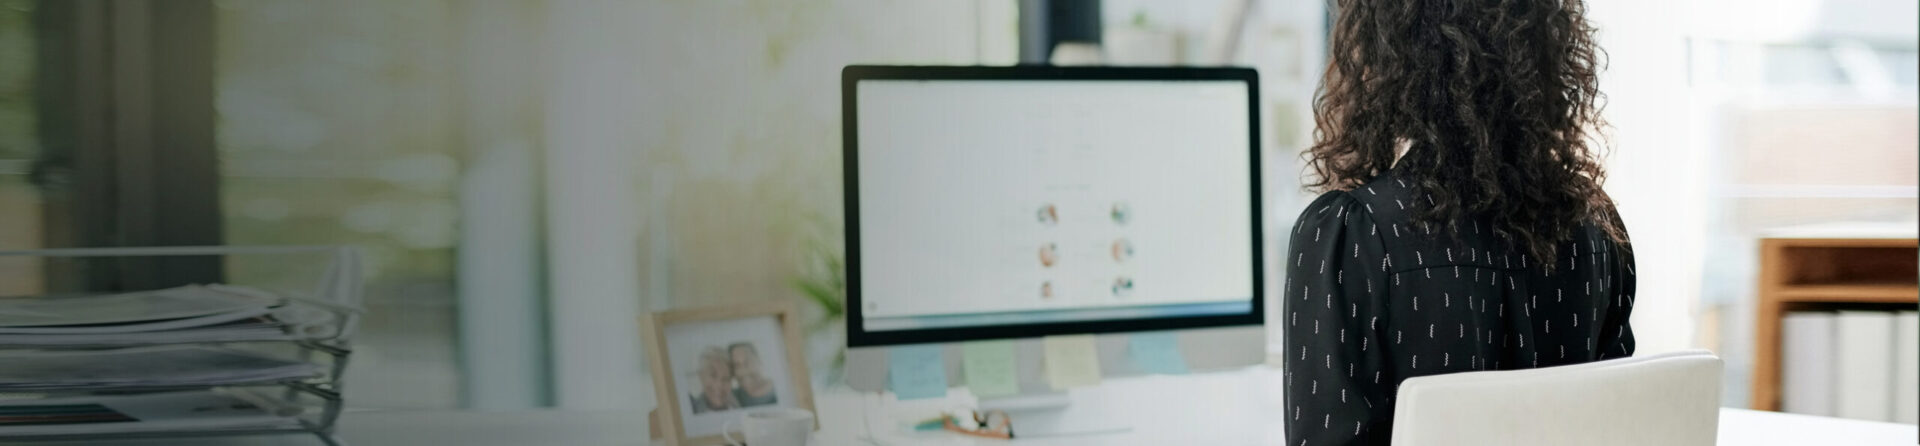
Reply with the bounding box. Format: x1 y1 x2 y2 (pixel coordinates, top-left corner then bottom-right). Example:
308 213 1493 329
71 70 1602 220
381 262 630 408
0 284 344 438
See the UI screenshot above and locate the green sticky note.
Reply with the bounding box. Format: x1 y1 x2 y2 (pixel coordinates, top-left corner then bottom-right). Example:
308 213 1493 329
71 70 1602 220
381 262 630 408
888 345 948 400
962 341 1020 397
1128 332 1189 375
1042 335 1102 390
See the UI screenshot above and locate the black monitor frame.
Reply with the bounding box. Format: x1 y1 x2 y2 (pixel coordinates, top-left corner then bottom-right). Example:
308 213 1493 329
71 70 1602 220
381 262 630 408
841 65 1264 347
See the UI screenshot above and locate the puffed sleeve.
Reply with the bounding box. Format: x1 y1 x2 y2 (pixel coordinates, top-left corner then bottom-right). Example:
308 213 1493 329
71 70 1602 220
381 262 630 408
1284 191 1394 445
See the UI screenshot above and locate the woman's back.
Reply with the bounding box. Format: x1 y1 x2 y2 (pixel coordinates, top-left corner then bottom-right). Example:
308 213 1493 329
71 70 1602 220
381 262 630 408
1287 1 1629 443
1282 169 1634 444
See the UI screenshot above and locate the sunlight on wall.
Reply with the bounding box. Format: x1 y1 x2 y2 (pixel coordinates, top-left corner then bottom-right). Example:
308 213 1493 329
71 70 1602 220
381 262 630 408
634 1 1008 312
1589 0 1706 357
0 0 39 297
217 0 464 409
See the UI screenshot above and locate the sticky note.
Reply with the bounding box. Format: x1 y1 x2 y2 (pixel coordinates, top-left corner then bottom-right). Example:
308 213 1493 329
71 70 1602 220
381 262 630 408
1128 332 1189 375
962 341 1020 397
1042 335 1102 390
888 345 949 400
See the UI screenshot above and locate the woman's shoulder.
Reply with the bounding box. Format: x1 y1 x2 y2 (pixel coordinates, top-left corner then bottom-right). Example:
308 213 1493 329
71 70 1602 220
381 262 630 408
1295 176 1408 225
1301 188 1361 212
1296 189 1362 225
1290 188 1383 242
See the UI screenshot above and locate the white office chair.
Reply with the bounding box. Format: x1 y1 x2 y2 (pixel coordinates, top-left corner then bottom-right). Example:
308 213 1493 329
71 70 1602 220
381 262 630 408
1392 349 1724 446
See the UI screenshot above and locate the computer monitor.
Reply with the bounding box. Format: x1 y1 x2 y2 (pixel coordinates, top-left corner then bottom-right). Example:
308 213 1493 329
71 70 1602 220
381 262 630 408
842 65 1264 348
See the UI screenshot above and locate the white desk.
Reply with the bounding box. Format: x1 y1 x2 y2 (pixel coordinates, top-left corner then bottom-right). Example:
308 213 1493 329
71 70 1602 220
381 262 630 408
1716 408 1915 445
805 368 1915 446
26 368 1917 445
812 368 1286 445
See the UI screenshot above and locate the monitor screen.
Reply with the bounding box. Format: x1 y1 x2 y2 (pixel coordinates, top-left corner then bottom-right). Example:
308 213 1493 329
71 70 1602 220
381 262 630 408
844 66 1262 346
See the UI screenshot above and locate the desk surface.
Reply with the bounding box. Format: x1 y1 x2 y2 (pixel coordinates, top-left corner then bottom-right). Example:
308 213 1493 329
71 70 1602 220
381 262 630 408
22 369 1917 445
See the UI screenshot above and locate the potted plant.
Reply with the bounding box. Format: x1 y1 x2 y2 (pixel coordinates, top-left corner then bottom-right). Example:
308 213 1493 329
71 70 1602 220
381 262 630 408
791 234 847 388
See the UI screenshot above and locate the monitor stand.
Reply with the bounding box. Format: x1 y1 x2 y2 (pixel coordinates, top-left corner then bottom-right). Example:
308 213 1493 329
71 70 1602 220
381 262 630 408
978 390 1131 439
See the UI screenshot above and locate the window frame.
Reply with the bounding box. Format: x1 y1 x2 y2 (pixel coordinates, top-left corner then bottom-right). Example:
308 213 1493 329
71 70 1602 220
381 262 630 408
30 0 222 291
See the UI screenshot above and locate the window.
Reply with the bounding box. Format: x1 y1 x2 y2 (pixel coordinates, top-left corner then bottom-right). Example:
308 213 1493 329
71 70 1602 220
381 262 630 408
1683 3 1919 407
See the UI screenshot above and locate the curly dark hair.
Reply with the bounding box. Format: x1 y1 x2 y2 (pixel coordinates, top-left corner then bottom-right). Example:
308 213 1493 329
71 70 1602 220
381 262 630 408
1305 0 1626 265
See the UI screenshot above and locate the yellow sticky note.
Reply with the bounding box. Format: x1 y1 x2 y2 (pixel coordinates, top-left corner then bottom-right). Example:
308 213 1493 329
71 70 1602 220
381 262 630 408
1042 335 1102 390
962 341 1020 397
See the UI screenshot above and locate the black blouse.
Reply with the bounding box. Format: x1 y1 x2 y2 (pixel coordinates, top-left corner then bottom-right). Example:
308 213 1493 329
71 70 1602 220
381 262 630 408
1281 171 1636 445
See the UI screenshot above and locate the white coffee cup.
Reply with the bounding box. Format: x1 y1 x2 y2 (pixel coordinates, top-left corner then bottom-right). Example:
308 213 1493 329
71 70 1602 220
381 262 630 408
722 408 814 446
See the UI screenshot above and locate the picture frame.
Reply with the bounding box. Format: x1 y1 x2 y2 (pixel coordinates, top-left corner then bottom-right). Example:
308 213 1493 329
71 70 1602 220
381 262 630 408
642 301 817 446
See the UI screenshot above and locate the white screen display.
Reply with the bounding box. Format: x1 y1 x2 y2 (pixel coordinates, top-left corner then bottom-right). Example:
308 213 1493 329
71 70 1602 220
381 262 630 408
855 78 1255 329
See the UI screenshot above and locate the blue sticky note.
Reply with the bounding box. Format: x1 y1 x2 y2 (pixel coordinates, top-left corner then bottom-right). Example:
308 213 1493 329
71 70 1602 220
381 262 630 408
888 345 949 400
1129 332 1189 375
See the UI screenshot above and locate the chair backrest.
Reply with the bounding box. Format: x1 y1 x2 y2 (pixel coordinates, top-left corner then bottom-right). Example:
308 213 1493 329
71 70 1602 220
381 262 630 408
1391 349 1724 446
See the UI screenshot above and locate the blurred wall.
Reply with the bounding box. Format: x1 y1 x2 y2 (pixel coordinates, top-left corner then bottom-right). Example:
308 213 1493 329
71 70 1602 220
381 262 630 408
632 1 1012 314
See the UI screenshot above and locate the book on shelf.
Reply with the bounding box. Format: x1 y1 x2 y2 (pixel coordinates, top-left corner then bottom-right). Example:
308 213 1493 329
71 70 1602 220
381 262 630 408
1780 311 1836 416
1895 311 1918 424
1835 311 1895 422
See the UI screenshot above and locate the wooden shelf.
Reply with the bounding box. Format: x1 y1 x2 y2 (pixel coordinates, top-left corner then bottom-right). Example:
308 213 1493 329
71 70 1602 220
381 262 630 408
1751 236 1919 413
1774 284 1920 303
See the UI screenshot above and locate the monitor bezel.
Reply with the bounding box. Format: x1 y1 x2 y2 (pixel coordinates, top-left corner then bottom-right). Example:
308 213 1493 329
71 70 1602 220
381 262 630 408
841 65 1265 347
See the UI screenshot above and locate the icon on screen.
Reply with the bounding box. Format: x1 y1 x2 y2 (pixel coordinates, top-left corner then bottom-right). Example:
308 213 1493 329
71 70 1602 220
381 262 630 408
1037 204 1059 226
1039 242 1060 268
1111 276 1134 297
1111 238 1134 263
1041 281 1054 299
1110 202 1131 225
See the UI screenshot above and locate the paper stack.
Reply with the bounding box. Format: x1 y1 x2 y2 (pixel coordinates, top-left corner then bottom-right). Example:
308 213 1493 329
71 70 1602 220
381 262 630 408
0 245 361 444
0 284 330 346
0 346 324 391
0 390 303 437
0 284 331 438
